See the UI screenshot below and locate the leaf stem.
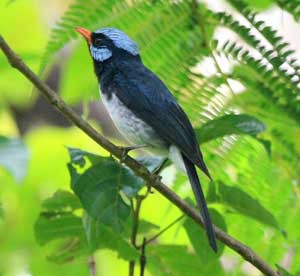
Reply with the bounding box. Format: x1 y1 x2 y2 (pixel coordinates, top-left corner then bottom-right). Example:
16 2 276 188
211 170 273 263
89 256 96 276
139 215 185 248
129 195 145 276
139 238 147 276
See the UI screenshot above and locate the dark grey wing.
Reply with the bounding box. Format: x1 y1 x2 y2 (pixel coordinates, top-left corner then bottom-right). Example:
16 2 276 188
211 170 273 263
111 63 210 176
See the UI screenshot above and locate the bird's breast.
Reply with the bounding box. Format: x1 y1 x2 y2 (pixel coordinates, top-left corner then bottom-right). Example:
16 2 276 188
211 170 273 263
100 90 168 154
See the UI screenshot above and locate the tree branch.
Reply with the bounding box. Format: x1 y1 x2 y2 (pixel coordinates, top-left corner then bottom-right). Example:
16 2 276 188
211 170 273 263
0 35 280 276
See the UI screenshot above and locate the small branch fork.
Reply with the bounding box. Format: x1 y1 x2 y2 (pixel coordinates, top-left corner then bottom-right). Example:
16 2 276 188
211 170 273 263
0 36 280 276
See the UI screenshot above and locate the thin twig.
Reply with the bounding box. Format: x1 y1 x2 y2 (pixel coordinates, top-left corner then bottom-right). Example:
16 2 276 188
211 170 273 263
140 238 147 276
138 215 185 248
129 195 147 276
89 256 96 276
0 35 280 276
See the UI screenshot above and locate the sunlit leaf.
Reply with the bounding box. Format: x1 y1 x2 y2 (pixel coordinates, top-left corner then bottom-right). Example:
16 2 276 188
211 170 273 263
147 245 224 276
183 209 227 260
196 114 266 144
42 190 82 211
46 238 88 264
68 149 144 232
34 213 85 246
207 181 280 230
83 214 139 261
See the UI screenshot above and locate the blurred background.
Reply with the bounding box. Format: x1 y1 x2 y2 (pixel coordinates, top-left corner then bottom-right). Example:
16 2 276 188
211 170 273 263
1 0 300 275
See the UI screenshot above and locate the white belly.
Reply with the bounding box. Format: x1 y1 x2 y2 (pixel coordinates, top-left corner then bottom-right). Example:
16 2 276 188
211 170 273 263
101 92 167 154
101 91 185 172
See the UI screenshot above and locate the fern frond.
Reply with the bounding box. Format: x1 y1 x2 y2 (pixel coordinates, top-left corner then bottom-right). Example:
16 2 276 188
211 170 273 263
227 0 300 86
41 0 170 69
218 39 300 122
210 9 300 99
275 0 300 22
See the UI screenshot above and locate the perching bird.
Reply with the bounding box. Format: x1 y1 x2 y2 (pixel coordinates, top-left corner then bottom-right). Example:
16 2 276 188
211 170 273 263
76 27 217 252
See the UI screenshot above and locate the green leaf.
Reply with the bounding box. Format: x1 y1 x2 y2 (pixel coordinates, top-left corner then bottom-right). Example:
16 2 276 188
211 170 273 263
207 181 280 230
196 114 266 144
0 136 29 181
67 147 102 167
147 245 224 276
183 209 227 261
275 265 294 276
34 213 85 246
138 219 160 235
42 190 82 211
83 214 139 261
68 149 144 232
46 238 88 264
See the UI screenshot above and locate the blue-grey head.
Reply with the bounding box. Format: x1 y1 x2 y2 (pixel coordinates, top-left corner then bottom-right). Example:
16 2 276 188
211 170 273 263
76 27 139 62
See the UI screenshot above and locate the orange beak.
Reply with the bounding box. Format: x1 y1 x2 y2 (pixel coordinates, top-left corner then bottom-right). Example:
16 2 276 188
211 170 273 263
75 27 92 44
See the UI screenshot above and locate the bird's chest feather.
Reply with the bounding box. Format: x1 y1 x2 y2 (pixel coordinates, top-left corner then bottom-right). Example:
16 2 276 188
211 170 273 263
101 91 165 149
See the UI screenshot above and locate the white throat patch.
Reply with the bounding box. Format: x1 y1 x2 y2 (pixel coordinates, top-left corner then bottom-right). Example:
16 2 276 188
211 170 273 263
95 27 139 56
90 45 112 62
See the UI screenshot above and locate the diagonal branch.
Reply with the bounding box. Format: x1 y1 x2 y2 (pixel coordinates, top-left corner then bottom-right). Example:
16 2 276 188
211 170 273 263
0 36 280 276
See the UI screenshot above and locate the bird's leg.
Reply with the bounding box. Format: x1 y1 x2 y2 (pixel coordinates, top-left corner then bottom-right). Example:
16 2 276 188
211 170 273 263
147 158 169 193
119 144 148 163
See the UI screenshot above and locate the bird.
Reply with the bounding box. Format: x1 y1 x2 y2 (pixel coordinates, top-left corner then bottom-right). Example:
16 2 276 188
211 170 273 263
76 26 217 252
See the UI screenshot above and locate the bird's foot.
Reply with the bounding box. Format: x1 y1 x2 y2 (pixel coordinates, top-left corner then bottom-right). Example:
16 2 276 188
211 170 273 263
152 158 169 175
146 172 163 194
119 144 148 163
145 158 168 193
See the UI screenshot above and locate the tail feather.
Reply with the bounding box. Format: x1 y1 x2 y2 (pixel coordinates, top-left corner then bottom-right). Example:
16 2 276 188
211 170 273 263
182 154 217 252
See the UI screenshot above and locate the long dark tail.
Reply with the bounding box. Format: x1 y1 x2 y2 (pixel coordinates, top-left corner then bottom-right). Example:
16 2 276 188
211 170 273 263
182 154 217 252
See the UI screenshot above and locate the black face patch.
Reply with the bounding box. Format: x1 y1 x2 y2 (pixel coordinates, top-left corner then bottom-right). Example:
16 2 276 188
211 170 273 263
91 33 114 49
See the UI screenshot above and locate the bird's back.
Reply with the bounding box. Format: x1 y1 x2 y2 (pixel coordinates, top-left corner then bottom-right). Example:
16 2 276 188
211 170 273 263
100 57 210 176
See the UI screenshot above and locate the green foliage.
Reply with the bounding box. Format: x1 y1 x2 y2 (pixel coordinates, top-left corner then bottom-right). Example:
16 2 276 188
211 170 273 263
34 187 139 264
83 214 139 260
147 244 224 275
207 181 280 230
68 148 144 231
275 0 300 21
196 114 266 143
184 209 227 260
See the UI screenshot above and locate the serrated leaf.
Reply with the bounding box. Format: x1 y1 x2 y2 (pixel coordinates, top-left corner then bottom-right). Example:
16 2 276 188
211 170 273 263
147 245 224 276
47 238 88 264
0 136 29 181
183 209 227 261
196 114 266 144
68 150 144 232
207 181 280 230
83 214 138 261
34 213 85 246
42 190 82 211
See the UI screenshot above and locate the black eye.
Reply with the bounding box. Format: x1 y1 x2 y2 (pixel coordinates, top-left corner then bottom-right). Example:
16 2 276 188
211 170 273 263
94 38 104 47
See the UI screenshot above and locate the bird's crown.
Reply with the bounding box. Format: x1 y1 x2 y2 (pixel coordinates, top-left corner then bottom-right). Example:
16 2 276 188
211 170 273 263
94 28 139 56
76 26 139 62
